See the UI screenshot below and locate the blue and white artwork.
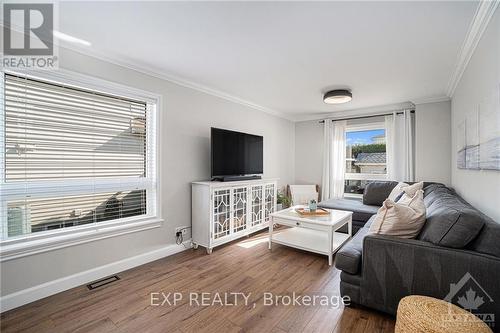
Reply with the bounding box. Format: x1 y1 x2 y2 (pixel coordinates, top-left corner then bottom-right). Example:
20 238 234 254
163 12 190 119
465 109 480 170
457 85 500 171
478 86 500 170
457 120 466 169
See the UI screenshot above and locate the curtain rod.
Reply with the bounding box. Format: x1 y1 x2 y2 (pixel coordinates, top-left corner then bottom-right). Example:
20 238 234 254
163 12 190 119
318 109 415 123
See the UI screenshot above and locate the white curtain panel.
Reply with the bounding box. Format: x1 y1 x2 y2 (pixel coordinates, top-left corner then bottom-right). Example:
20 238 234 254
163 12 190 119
385 114 395 179
385 110 415 182
322 120 347 200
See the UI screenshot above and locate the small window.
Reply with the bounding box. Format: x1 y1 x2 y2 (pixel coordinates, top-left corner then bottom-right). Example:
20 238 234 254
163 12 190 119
344 126 387 195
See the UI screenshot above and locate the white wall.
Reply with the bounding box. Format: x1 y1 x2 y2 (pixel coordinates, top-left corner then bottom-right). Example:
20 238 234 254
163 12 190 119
415 101 451 185
451 8 500 222
0 47 295 297
294 120 324 186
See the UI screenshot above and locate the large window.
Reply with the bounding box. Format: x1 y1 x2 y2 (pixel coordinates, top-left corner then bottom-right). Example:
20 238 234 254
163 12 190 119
344 122 387 196
1 73 158 243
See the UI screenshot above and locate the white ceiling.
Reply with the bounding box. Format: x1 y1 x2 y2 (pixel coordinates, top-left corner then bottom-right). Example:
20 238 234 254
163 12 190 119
58 1 478 120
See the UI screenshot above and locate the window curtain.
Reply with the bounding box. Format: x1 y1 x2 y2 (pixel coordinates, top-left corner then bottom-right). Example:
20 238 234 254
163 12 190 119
385 110 415 182
322 120 347 200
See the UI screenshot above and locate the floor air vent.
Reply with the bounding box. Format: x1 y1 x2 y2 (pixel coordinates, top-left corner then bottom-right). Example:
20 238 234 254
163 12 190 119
87 275 120 290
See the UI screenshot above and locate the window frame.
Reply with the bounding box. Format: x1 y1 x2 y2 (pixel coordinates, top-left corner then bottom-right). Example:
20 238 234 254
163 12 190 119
344 121 388 198
0 69 163 261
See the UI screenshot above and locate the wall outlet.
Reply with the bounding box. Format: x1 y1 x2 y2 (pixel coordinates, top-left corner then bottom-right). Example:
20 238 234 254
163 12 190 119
175 226 189 236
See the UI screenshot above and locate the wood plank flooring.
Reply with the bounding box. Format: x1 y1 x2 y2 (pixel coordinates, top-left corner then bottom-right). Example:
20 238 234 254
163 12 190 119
0 232 395 333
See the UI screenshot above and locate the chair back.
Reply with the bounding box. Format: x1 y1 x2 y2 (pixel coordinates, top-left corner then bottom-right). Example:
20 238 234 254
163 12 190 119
288 185 319 205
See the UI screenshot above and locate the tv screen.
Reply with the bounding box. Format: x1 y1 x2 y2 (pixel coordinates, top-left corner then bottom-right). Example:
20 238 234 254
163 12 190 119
211 128 263 177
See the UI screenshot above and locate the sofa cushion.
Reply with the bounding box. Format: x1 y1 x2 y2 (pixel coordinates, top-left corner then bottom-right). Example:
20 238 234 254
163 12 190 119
423 183 450 196
363 181 398 206
319 198 379 222
423 184 454 207
339 220 366 236
467 215 500 258
335 226 370 274
418 196 484 248
364 214 376 228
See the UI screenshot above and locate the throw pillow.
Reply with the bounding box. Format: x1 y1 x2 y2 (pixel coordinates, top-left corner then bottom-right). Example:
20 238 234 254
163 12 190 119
387 182 409 201
400 181 424 198
363 181 399 206
369 189 426 239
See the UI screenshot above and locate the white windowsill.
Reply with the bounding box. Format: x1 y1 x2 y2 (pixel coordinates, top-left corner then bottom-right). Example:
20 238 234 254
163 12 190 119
345 173 388 180
0 217 163 262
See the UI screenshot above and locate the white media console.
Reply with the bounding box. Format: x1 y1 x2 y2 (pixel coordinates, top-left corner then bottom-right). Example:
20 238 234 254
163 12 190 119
191 178 277 253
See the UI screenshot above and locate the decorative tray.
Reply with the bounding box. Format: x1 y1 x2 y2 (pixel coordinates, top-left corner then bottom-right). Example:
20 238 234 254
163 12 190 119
294 207 330 216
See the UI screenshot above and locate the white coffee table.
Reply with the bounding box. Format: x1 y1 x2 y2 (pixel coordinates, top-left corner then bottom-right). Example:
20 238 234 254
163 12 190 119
269 206 352 266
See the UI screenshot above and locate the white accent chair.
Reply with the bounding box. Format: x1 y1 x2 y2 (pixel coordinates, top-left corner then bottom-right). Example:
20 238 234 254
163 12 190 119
287 185 320 205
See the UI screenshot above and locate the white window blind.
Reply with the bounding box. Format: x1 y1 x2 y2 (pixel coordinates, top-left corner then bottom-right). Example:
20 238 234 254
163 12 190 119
1 73 157 240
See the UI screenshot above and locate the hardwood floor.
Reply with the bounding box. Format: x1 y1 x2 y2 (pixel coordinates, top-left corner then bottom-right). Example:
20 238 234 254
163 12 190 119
0 232 395 333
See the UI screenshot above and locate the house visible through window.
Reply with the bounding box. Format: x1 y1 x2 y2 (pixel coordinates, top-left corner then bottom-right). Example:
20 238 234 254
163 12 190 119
344 124 387 196
1 73 157 240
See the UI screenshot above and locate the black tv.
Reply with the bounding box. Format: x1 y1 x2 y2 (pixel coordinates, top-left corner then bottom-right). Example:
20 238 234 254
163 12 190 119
211 127 263 181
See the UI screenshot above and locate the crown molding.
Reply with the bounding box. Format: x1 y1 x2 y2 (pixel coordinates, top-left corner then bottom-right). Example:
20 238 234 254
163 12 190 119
292 101 415 122
2 23 290 121
58 44 292 121
411 95 451 105
446 0 499 97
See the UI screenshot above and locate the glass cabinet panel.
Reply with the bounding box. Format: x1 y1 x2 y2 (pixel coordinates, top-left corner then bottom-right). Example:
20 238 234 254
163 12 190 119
213 189 230 239
251 185 263 227
232 187 247 233
264 184 275 222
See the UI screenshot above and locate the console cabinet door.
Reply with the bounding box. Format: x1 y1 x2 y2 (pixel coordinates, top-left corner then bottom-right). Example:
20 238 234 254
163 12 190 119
250 185 264 228
232 186 248 234
212 188 231 240
264 183 276 222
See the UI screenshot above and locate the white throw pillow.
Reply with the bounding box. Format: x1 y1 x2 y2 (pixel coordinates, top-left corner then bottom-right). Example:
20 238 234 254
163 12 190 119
398 181 424 201
369 189 426 239
387 182 409 201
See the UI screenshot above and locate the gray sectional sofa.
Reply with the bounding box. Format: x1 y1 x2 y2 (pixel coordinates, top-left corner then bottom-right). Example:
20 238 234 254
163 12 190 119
319 181 500 330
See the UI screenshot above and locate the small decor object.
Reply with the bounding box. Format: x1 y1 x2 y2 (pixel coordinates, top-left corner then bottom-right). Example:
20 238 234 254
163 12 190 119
295 207 330 217
395 295 492 333
308 199 317 212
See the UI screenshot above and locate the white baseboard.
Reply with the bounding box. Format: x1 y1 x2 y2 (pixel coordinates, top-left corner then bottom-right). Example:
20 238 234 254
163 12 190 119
0 240 192 313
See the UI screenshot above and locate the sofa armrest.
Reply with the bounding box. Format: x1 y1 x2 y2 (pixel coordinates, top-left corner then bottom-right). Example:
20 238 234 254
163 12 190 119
360 234 500 316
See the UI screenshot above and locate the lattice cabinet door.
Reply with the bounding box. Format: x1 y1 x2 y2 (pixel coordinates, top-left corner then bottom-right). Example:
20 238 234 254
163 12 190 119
264 183 276 222
231 186 248 234
212 188 231 239
250 185 264 227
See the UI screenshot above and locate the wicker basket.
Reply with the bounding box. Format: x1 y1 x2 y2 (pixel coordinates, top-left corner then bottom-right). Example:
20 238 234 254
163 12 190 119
395 295 492 333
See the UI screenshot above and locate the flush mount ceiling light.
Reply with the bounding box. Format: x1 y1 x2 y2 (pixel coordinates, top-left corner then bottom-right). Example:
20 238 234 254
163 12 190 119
323 89 352 104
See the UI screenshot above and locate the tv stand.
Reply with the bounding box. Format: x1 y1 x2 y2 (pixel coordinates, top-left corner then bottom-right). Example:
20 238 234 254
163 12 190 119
192 178 277 254
211 175 262 182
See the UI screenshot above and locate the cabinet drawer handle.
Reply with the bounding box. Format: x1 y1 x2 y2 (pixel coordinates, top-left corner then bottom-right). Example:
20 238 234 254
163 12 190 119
296 222 300 226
